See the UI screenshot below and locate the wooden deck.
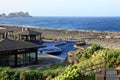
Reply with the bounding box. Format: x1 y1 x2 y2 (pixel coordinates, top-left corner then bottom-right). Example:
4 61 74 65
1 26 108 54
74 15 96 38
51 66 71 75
106 68 119 80
95 68 119 80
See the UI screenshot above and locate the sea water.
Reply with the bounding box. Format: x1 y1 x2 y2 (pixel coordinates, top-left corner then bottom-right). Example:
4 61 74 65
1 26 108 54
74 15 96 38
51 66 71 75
0 17 120 32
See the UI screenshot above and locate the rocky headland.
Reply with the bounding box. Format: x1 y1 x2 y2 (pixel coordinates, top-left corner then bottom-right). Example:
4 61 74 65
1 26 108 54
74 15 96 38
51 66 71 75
0 11 32 18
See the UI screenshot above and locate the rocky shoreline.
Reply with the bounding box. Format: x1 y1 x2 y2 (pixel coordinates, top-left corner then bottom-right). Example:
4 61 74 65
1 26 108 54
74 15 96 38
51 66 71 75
1 24 120 48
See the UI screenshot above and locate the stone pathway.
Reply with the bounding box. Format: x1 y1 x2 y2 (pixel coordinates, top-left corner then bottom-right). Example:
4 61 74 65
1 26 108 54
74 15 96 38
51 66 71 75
106 68 119 80
14 54 64 70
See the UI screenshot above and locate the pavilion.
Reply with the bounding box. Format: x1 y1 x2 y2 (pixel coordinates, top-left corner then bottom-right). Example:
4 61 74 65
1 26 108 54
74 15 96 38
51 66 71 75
0 38 43 67
16 28 42 42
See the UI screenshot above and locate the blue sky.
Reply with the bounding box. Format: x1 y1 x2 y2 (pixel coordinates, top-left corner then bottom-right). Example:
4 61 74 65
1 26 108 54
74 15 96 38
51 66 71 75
0 0 120 16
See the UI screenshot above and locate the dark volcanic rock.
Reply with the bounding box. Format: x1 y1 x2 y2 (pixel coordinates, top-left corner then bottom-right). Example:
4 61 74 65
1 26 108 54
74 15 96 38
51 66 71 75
0 13 6 17
64 51 79 65
0 11 32 18
7 11 32 18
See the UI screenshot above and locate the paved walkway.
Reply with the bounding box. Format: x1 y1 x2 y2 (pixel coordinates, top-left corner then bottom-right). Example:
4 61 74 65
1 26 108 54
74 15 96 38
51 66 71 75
14 54 64 70
106 68 119 80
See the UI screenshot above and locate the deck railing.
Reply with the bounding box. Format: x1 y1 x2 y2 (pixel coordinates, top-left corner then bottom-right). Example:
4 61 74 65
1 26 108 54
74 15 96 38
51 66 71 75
80 61 106 73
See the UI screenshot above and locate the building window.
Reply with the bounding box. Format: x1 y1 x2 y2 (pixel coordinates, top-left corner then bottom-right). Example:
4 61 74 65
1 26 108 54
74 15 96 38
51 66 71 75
0 56 9 66
17 51 36 66
29 52 36 62
9 55 15 66
17 54 24 65
0 55 15 66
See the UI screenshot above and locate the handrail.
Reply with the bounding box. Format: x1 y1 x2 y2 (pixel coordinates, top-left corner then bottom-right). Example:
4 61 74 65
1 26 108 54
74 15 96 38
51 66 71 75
80 61 106 73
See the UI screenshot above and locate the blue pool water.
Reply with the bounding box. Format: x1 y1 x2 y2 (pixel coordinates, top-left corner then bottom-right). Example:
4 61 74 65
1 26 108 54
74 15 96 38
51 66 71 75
38 41 76 58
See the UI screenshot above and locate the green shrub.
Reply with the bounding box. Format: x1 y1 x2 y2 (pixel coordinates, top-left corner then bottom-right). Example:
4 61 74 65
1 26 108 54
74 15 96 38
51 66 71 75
82 44 102 58
84 72 95 80
54 65 83 80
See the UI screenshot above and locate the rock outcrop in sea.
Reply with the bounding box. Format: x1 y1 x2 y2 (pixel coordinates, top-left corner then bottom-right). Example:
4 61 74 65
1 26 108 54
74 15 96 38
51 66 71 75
0 11 32 18
0 13 6 17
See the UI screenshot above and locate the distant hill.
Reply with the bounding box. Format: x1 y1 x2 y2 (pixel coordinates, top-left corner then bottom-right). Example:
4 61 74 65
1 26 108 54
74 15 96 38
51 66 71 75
0 11 32 18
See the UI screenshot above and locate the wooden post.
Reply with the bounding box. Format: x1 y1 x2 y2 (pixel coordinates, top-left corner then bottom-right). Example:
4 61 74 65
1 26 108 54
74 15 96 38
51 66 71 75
35 49 38 64
40 34 42 41
15 54 17 67
19 35 21 40
35 35 36 41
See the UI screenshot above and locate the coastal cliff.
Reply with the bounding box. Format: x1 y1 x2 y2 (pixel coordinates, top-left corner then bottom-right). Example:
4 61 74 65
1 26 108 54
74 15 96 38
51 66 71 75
0 11 32 18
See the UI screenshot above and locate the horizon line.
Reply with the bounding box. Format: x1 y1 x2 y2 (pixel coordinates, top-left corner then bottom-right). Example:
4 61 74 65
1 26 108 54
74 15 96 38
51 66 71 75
32 16 120 17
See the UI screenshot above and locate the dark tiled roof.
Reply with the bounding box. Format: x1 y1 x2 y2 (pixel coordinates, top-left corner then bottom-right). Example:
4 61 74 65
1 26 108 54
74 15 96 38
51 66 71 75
17 29 42 35
0 39 43 51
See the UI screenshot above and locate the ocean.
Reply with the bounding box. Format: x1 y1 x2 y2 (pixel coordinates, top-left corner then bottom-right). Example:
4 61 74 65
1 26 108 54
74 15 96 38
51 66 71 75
0 17 120 32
